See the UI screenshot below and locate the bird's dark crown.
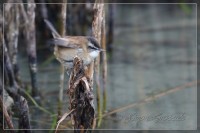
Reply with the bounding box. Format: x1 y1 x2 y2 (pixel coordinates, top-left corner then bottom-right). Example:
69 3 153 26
87 37 100 49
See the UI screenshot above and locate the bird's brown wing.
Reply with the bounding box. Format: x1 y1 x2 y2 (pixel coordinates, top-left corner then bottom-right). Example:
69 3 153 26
50 38 81 49
50 36 88 51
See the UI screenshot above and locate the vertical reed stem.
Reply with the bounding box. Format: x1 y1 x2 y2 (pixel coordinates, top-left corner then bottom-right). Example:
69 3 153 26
57 0 67 117
101 6 107 113
92 0 105 127
107 4 113 54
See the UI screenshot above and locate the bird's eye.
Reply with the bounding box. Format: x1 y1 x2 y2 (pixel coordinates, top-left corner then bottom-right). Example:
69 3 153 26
88 46 97 50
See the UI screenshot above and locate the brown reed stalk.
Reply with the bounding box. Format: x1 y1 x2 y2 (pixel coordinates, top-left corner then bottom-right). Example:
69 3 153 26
92 0 104 127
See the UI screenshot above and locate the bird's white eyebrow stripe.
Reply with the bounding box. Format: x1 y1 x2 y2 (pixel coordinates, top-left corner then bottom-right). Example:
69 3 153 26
88 42 94 47
88 42 98 50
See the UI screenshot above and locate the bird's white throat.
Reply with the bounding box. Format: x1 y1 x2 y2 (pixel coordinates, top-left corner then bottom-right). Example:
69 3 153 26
89 50 99 58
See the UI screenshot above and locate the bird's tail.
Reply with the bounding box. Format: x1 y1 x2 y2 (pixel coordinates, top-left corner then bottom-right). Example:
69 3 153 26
44 19 61 38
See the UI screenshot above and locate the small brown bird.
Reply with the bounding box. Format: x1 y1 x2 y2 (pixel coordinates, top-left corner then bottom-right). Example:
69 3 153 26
44 19 104 70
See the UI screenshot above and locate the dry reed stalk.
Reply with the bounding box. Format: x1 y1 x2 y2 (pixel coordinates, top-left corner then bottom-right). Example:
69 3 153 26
56 1 67 117
101 80 198 119
101 4 107 113
92 0 104 127
107 4 113 54
4 1 21 85
22 0 39 98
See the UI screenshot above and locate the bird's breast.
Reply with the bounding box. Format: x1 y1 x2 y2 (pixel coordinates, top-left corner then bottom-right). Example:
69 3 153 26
89 50 100 59
54 47 94 68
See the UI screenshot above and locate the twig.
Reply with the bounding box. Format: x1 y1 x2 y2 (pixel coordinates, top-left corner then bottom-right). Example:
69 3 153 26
20 89 53 115
101 80 198 119
12 117 70 129
55 109 75 132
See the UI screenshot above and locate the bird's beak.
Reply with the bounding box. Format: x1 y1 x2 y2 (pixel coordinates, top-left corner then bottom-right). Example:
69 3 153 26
100 48 106 52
